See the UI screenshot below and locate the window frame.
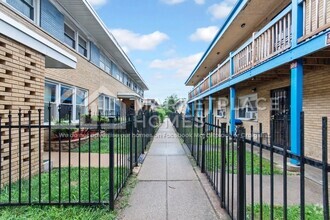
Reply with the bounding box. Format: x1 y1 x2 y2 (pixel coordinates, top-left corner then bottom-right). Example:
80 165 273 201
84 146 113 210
78 35 88 58
98 94 116 117
44 80 88 124
4 0 40 23
237 94 258 120
64 23 76 49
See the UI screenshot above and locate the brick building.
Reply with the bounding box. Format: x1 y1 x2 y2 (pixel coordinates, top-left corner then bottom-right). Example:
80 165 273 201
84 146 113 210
186 0 330 161
0 0 148 186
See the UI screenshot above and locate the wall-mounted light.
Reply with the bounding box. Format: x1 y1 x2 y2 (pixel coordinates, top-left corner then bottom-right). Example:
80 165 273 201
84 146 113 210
216 52 220 55
251 87 257 93
241 23 246 28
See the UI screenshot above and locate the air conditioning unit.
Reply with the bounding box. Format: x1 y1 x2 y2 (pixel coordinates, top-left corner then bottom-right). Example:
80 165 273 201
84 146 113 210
246 111 257 120
217 110 226 118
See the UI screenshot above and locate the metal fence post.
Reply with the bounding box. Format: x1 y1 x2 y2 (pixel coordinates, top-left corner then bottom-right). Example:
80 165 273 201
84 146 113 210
322 117 329 220
135 116 138 167
130 114 134 172
109 117 115 210
220 122 227 208
237 127 246 220
192 118 195 157
201 116 206 173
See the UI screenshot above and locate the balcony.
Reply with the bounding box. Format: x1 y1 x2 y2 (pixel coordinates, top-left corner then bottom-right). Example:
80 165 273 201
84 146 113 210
188 1 330 101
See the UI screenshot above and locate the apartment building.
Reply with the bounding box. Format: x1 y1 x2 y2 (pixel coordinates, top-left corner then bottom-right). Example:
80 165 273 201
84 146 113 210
0 0 147 186
186 0 330 161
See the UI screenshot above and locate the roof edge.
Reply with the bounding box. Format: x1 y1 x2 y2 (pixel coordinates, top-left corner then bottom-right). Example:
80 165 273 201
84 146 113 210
185 0 246 86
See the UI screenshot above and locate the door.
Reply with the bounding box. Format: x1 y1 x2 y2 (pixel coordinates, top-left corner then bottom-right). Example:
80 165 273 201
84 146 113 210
270 87 290 148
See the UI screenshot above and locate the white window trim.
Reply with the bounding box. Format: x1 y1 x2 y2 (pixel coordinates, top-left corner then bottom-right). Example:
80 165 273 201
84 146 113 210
77 34 89 59
236 94 258 121
98 94 116 116
3 0 40 24
44 80 88 124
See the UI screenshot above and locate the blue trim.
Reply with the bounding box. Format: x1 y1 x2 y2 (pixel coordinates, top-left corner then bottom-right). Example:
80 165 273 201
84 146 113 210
198 99 203 117
230 87 236 135
290 59 303 165
209 96 213 124
188 29 330 103
292 0 304 46
185 0 246 85
192 101 195 117
229 52 234 77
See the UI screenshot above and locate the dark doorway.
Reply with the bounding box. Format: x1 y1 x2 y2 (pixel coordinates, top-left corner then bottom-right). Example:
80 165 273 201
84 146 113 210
270 87 290 149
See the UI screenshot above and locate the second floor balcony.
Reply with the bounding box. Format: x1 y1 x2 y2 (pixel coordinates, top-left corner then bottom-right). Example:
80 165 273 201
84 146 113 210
188 0 330 101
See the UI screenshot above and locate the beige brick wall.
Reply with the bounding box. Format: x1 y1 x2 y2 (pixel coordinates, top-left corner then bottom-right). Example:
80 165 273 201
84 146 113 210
0 4 142 116
0 35 45 187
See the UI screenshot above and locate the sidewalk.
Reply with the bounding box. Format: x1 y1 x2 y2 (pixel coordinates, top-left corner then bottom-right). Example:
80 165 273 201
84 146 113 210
120 119 220 220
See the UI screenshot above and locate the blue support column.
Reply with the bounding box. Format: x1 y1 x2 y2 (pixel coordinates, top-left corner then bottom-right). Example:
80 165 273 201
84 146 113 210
230 86 236 135
192 101 195 117
290 59 304 165
197 99 203 117
292 0 304 46
209 96 213 125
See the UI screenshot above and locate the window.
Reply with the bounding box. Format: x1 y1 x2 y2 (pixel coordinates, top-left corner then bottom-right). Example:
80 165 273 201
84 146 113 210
237 94 258 120
216 98 227 118
100 53 112 74
98 95 115 116
60 86 74 120
44 82 57 122
76 89 87 119
6 0 35 21
64 24 75 49
44 81 88 123
78 36 88 57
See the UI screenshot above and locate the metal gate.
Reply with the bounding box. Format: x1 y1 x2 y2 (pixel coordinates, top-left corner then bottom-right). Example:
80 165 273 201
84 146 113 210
270 87 290 149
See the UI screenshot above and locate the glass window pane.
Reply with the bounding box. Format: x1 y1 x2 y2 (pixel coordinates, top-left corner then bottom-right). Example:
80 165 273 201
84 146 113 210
45 83 56 103
98 96 104 110
76 105 86 120
79 37 87 48
7 0 34 20
65 24 75 39
61 86 73 104
76 89 86 105
44 103 57 123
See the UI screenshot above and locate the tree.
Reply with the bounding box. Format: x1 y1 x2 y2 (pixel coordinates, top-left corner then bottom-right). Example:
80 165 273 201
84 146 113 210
163 94 179 112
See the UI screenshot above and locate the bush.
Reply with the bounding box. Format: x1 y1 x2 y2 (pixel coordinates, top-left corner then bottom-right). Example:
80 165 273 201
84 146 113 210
156 108 166 123
52 121 77 138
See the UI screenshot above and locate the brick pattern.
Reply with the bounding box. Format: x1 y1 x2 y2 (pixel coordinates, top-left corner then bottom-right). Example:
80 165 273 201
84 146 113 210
0 35 45 187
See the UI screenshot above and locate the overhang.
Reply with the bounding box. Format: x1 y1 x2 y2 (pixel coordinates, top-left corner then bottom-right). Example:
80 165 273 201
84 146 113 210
185 0 290 86
117 93 142 101
56 0 148 91
0 11 76 69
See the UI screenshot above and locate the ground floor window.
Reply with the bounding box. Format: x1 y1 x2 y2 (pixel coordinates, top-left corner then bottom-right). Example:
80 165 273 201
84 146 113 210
216 98 227 118
237 94 258 120
98 95 115 116
44 81 88 123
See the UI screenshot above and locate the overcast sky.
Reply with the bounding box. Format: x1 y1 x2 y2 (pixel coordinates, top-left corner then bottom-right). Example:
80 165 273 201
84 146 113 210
88 0 237 103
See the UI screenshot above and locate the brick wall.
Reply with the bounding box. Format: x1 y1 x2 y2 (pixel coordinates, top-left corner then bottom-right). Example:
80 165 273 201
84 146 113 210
0 34 45 187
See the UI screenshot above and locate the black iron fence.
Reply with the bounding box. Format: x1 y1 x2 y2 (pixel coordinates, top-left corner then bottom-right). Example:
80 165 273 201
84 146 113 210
0 105 158 209
171 113 330 220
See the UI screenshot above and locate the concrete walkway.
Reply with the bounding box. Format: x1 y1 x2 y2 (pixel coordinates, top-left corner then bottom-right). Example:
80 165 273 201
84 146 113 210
120 119 220 220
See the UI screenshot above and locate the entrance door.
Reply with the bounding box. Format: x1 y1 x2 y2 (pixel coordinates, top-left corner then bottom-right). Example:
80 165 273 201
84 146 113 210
270 87 290 148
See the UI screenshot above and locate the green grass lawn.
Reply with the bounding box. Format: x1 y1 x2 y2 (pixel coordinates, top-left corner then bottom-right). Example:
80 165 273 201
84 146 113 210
72 136 130 154
205 150 283 175
0 206 116 220
0 167 128 203
246 204 325 220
